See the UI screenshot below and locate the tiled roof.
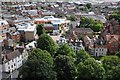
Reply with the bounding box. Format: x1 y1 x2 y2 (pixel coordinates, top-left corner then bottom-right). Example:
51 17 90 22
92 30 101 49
106 35 119 42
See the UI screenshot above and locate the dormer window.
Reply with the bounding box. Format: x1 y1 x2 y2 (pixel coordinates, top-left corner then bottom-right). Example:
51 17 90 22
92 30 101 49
1 22 4 25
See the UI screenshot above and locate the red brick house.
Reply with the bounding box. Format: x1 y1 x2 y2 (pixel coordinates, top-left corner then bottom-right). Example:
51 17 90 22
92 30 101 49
101 19 120 54
106 35 120 54
102 19 120 36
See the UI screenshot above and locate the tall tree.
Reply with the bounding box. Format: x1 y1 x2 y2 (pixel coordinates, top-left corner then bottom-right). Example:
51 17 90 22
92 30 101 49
19 49 56 80
76 49 90 64
109 7 120 23
70 15 77 21
101 56 120 79
86 3 92 9
37 34 58 57
56 43 76 58
37 24 45 36
90 23 103 32
101 56 120 71
54 54 76 80
80 17 103 32
109 13 120 22
77 58 105 80
109 66 120 80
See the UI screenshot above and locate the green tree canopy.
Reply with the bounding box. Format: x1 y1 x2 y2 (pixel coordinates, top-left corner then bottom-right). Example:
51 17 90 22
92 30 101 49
29 48 53 65
70 15 77 21
109 7 120 23
86 3 92 9
54 54 76 80
19 49 56 80
41 6 45 9
76 49 90 64
37 24 45 36
108 66 120 80
101 56 120 71
92 23 103 32
101 56 120 79
56 43 76 58
77 58 105 80
80 17 104 32
109 13 120 23
37 34 58 57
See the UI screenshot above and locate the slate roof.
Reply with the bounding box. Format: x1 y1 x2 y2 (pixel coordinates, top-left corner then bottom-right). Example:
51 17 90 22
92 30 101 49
2 49 22 63
17 48 24 53
7 50 21 60
73 28 93 33
0 27 16 35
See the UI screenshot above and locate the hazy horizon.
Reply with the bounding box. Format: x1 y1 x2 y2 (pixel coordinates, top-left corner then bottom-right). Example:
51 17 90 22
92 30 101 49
1 0 120 2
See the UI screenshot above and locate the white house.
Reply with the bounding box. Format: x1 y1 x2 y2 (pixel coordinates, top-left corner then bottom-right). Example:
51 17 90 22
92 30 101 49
2 48 28 73
0 19 9 29
2 50 21 72
70 40 85 53
56 37 85 53
88 37 108 57
17 47 28 64
90 47 107 57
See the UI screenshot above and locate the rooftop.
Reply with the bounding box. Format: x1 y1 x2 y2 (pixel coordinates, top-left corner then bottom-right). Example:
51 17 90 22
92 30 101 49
73 28 94 33
2 49 21 63
35 16 66 22
42 11 55 15
21 10 38 16
44 24 53 27
16 22 36 32
0 19 8 26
